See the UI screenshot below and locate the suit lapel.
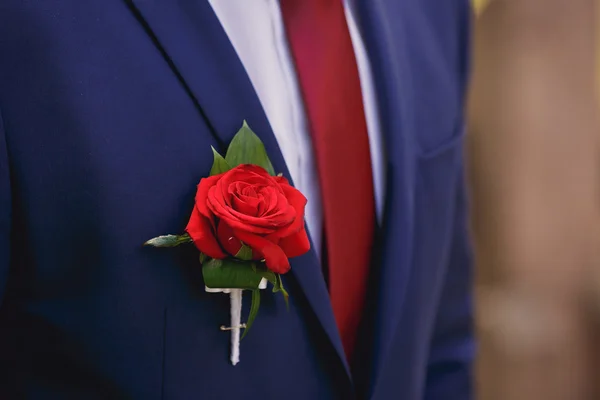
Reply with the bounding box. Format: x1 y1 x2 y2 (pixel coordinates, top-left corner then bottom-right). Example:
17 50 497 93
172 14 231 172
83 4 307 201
355 0 418 394
125 0 351 382
125 0 262 149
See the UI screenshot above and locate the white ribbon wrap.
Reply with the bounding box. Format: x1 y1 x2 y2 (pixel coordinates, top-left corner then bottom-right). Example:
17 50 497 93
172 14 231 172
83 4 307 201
205 278 268 365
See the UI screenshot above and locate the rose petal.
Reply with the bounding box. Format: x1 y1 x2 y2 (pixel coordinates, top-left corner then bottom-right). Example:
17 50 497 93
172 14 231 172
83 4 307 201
222 165 281 191
218 178 234 208
274 176 290 185
256 193 267 215
196 174 224 220
241 185 258 197
232 191 260 216
208 190 277 234
267 181 307 239
217 220 243 256
239 193 262 208
203 165 299 235
208 186 292 233
262 190 291 219
279 226 311 258
185 205 226 259
233 229 291 274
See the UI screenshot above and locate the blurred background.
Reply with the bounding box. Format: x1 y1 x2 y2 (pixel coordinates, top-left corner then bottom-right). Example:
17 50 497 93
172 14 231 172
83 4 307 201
468 0 600 399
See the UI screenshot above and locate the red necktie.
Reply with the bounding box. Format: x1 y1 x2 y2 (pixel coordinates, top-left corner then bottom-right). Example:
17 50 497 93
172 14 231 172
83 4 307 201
280 0 375 360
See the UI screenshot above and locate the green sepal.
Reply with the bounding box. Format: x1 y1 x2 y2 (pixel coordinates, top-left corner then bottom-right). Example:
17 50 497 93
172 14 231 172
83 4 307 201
209 146 231 176
273 274 290 311
242 289 261 339
235 244 253 261
225 121 276 176
202 258 264 290
144 233 192 248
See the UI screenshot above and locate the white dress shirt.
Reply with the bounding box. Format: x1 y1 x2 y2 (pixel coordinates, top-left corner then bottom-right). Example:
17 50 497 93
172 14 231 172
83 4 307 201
208 0 385 256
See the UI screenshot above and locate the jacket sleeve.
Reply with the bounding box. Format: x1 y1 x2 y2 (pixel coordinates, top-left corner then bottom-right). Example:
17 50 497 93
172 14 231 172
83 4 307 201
424 159 475 400
0 108 10 304
423 0 475 395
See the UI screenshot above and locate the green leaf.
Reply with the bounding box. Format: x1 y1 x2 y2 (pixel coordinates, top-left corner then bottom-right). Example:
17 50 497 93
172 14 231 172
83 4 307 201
202 258 264 289
144 233 192 247
209 146 231 176
272 273 281 293
274 274 290 311
225 121 275 176
242 289 261 339
199 253 208 264
251 262 277 285
234 244 253 261
260 269 277 285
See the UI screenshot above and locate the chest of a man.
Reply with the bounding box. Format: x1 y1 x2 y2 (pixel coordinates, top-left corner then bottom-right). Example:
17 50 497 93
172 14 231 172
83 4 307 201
0 1 468 398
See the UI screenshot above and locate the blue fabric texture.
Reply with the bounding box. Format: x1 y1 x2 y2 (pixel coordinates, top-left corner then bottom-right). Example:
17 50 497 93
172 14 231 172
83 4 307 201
0 1 473 398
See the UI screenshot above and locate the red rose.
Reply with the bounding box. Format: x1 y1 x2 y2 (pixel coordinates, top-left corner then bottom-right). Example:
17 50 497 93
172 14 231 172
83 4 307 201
185 164 310 274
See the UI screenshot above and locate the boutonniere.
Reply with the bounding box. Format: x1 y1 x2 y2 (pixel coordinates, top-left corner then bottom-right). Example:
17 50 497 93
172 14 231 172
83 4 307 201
145 122 310 365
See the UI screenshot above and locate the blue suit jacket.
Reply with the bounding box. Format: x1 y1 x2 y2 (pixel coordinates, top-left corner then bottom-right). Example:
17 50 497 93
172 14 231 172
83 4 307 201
0 1 474 399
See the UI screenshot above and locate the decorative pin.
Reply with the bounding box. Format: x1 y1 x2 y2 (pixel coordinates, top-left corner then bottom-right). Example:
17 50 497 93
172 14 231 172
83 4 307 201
220 324 247 331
